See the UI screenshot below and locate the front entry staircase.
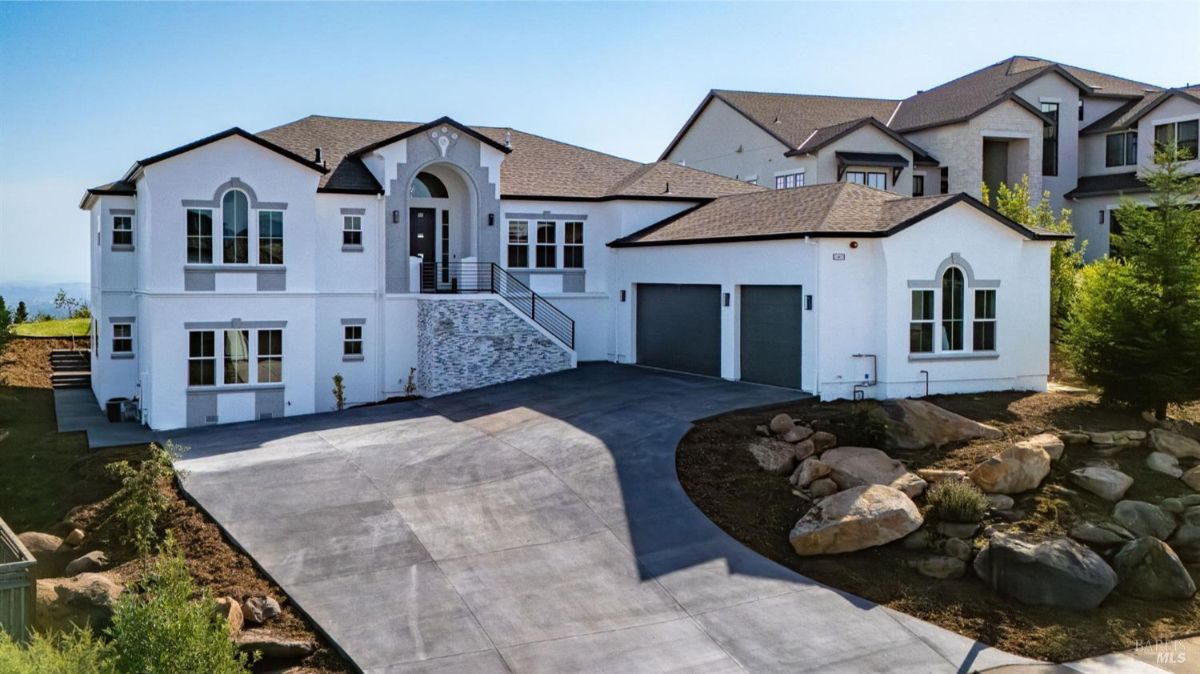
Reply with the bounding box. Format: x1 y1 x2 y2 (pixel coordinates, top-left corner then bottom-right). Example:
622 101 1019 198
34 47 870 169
50 349 91 389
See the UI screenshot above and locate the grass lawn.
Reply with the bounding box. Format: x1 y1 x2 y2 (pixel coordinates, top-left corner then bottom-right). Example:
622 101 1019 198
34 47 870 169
10 317 91 338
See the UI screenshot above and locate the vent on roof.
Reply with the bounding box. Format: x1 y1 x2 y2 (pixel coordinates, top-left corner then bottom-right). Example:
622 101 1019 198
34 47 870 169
773 116 781 124
314 147 323 163
504 130 512 149
663 181 671 195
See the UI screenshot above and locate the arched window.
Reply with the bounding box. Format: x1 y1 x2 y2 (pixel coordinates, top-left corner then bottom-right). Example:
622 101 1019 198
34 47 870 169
410 172 449 199
941 267 964 351
222 190 249 264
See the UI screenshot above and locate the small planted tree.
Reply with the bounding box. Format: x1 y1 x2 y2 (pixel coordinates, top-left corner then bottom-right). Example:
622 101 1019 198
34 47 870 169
332 373 345 411
107 534 254 674
1062 145 1200 418
981 177 1084 329
106 441 185 557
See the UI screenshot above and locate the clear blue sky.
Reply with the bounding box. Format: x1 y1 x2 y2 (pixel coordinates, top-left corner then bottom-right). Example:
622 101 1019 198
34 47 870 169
1 1 1196 283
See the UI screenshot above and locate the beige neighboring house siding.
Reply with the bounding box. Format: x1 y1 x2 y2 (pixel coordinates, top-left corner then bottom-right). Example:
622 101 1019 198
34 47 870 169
805 125 916 194
1136 95 1200 177
1014 72 1081 212
902 99 1045 201
664 97 805 186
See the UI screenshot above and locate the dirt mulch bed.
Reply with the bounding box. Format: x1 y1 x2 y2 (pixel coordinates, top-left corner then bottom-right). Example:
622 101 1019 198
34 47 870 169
0 336 79 388
678 390 1200 663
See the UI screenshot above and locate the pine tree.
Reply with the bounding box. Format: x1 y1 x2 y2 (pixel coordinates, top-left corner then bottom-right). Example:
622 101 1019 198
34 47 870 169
980 176 1084 329
1062 145 1200 418
0 296 11 350
14 301 28 324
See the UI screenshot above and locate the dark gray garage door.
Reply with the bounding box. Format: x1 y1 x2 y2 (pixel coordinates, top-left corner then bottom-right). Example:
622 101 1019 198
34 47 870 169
636 284 721 377
740 285 803 389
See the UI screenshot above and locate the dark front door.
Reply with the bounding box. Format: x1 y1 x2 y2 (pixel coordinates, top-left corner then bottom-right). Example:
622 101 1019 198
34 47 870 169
409 208 436 261
636 283 721 377
740 285 803 389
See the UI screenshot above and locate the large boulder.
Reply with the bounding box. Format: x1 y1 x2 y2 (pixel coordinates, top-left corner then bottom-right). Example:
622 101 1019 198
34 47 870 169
1147 452 1184 478
789 458 831 489
789 485 923 556
1113 501 1176 540
1113 537 1196 600
968 444 1051 494
17 531 72 578
18 532 63 555
1020 433 1065 461
1070 521 1134 548
64 551 108 576
747 439 797 476
783 426 814 444
1150 429 1200 459
973 533 1117 610
769 414 795 436
1183 466 1200 492
872 399 1003 451
214 597 244 637
1069 467 1134 501
811 431 838 453
1168 507 1200 563
243 595 282 625
34 573 123 634
821 447 927 497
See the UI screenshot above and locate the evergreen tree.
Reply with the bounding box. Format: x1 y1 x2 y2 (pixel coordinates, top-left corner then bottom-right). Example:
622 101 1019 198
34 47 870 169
14 300 28 324
981 176 1084 330
1062 145 1200 418
0 296 11 351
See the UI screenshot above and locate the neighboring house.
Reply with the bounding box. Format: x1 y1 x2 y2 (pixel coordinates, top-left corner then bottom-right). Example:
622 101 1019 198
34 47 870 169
81 115 1067 430
662 56 1195 260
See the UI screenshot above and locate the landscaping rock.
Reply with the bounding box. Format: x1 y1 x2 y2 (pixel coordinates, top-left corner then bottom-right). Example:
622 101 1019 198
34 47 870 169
63 529 84 547
968 444 1051 494
214 597 244 637
34 573 123 634
769 414 795 435
1112 501 1176 540
1113 537 1196 600
822 446 927 497
243 595 281 625
937 522 979 539
807 478 838 498
985 494 1015 510
910 556 966 579
1169 509 1200 563
747 439 797 476
61 506 88 530
1069 467 1134 501
1183 466 1200 492
17 531 63 556
64 551 108 576
236 630 314 661
942 537 973 561
792 439 816 462
789 485 923 556
754 425 770 438
973 533 1117 610
1161 498 1187 515
916 469 968 483
873 399 1003 451
811 431 838 453
1147 452 1184 478
1150 429 1200 459
1060 431 1090 445
1020 433 1065 461
1070 521 1134 547
902 528 933 551
783 425 814 444
790 458 830 489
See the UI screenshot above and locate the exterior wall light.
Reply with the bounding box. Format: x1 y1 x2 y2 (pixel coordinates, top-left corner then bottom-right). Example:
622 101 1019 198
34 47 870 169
488 213 495 227
619 290 627 302
392 210 400 223
723 292 731 307
849 241 859 249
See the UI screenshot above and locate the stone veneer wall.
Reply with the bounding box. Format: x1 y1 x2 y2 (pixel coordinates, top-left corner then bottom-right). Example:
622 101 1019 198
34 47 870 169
417 299 573 397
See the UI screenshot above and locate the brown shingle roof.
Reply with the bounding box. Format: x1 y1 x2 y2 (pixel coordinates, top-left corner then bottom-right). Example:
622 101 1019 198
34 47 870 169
610 183 1070 247
891 56 1161 132
1063 172 1148 198
257 115 760 200
1081 88 1200 135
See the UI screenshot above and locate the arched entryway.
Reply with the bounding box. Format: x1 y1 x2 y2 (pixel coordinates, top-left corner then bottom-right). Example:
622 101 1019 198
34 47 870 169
407 163 478 289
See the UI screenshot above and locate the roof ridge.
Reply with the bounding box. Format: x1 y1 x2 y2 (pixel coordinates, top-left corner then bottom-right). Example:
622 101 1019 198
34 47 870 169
714 88 900 103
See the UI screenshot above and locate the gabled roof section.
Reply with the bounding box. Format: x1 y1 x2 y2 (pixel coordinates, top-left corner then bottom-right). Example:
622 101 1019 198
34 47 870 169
609 183 1071 247
659 90 900 160
786 117 939 165
258 115 763 201
1064 172 1148 199
134 127 329 175
79 180 136 209
349 116 513 157
1081 88 1200 135
890 56 1161 132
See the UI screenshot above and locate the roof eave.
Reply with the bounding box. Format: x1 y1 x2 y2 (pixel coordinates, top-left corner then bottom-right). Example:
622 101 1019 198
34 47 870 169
350 116 512 157
136 127 328 174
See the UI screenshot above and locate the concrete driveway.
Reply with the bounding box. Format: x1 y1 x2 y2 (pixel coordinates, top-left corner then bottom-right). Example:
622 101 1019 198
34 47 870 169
174 363 1032 673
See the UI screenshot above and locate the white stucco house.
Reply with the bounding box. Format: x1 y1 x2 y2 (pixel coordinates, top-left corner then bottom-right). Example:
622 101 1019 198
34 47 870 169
661 56 1198 261
80 114 1069 430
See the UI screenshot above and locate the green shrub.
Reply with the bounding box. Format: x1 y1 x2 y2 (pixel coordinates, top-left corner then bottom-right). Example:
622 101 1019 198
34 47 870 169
106 441 185 557
107 534 253 674
0 627 114 674
926 479 988 523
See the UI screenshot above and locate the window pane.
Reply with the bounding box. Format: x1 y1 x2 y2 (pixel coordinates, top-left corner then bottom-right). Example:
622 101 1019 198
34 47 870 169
1127 132 1138 165
942 268 964 351
909 323 933 353
187 209 213 264
222 191 248 264
1042 102 1059 176
867 173 886 189
1106 134 1124 167
974 290 996 319
913 175 924 197
258 211 283 265
224 330 249 384
1156 123 1172 146
973 321 996 351
1179 120 1199 158
536 221 556 268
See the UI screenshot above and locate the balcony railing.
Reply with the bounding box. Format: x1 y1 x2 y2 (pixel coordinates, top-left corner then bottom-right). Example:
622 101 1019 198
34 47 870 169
419 262 575 350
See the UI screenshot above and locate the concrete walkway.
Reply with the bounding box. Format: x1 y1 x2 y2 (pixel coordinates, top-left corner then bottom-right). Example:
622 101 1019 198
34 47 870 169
53 388 159 449
173 364 1042 673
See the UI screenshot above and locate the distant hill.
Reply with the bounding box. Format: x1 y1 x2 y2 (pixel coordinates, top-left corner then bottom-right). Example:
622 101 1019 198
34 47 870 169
0 282 90 319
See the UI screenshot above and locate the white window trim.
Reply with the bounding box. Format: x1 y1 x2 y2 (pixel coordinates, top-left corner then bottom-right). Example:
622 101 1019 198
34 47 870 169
187 330 217 387
973 288 998 352
342 215 364 250
906 259 1001 361
111 215 134 248
343 325 364 361
257 210 284 265
909 289 935 354
505 219 530 269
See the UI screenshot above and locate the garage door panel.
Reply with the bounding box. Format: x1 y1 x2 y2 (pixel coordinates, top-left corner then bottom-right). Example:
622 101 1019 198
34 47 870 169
740 285 802 389
636 284 721 377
